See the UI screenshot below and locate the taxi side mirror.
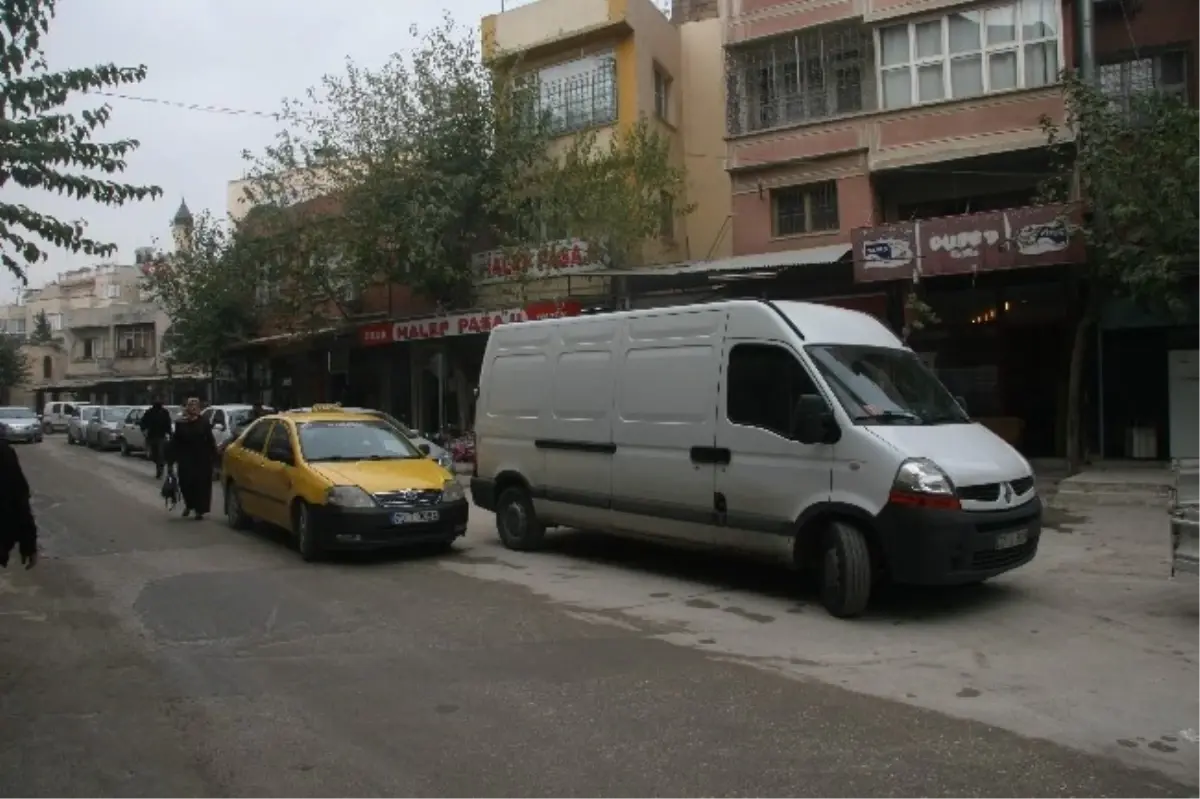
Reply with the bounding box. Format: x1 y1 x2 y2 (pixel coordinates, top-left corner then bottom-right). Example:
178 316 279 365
418 443 431 455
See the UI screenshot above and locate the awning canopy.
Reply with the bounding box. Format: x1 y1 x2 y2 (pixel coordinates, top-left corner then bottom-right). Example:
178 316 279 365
591 243 852 278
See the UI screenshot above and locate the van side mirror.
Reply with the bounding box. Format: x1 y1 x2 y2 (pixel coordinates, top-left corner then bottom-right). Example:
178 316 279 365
792 394 840 445
954 395 968 414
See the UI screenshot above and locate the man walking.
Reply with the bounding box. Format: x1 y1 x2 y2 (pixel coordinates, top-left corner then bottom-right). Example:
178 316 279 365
0 433 38 570
139 396 173 479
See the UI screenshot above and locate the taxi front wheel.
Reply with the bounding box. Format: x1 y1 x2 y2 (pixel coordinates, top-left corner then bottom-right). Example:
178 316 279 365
293 501 324 562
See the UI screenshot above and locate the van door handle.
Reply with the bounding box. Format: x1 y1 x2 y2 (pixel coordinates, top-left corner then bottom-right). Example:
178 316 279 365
690 446 732 465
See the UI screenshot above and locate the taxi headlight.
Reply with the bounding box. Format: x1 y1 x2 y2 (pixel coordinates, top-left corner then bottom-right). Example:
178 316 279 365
325 485 377 508
436 452 454 470
441 479 465 503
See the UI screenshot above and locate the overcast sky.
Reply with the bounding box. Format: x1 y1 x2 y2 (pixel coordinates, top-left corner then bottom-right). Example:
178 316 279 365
2 0 508 302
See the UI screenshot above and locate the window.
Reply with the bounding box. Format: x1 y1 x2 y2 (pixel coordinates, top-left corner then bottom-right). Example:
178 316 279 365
727 344 822 439
41 356 51 379
536 52 618 135
1100 50 1188 113
266 425 295 463
878 0 1059 110
772 181 839 237
46 313 61 331
211 409 227 429
104 284 121 299
10 318 26 335
81 336 106 360
116 325 154 358
727 25 876 134
654 66 672 121
240 419 271 452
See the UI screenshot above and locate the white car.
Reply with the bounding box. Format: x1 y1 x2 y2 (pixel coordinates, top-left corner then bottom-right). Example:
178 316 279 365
43 400 88 434
201 404 259 449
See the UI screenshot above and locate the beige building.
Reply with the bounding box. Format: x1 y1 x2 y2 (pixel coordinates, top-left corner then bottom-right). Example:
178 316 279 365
0 203 194 409
479 0 732 310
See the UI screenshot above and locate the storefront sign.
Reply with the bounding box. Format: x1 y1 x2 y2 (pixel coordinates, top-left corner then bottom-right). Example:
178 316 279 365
470 238 602 284
852 204 1084 283
358 299 584 346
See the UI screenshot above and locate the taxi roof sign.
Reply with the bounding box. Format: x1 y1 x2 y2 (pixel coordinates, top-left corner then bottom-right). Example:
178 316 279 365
310 403 343 412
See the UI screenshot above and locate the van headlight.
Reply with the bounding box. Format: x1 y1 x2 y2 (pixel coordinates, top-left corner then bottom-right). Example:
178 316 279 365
325 485 377 508
442 479 465 503
891 458 960 510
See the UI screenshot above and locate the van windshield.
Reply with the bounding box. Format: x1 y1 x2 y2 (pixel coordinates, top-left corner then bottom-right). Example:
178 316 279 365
806 345 968 426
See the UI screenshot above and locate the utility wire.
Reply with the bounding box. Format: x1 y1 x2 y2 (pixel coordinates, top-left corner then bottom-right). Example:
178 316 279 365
84 89 1058 175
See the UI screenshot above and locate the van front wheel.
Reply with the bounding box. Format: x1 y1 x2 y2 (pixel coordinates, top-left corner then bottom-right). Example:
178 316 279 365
495 487 545 551
820 520 872 619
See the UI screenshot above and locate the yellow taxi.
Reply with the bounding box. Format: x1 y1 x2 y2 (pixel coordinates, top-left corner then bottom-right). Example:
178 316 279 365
220 405 468 560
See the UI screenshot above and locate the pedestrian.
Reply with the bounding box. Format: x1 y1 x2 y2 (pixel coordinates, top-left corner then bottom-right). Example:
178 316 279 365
0 433 38 569
167 397 217 520
139 394 174 479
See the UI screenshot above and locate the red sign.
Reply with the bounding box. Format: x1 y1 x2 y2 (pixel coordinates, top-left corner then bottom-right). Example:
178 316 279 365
358 300 584 346
471 239 600 284
852 204 1085 283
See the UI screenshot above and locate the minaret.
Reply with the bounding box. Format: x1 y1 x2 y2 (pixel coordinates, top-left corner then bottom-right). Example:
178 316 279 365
171 198 194 252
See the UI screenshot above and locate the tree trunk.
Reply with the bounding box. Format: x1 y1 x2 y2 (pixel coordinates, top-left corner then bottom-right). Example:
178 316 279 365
1064 304 1098 474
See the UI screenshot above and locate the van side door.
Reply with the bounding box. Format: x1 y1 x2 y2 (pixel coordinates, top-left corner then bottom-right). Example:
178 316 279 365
537 319 618 530
714 341 833 559
610 308 726 544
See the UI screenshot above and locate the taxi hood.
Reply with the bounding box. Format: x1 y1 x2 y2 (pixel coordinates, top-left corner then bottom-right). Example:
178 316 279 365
306 457 450 493
867 423 1032 487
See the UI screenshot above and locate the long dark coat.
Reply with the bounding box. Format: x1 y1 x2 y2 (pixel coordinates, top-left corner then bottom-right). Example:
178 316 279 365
0 439 37 566
168 416 217 515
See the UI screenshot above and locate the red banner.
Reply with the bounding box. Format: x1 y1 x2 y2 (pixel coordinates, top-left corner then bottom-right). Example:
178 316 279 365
358 299 584 346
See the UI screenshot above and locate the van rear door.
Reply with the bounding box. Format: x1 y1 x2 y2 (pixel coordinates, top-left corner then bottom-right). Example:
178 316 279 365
1171 459 1199 577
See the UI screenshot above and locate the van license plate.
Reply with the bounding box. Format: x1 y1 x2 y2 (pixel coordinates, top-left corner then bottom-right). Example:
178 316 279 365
392 510 439 525
994 529 1028 550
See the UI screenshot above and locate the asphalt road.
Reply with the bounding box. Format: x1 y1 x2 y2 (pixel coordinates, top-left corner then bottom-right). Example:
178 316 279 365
0 438 1195 798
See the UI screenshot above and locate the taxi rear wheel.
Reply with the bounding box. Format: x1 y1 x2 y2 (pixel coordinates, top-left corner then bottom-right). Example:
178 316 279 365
293 501 324 562
224 482 250 530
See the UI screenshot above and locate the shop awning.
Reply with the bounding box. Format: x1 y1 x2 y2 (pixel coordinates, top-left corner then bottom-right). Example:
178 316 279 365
591 243 852 278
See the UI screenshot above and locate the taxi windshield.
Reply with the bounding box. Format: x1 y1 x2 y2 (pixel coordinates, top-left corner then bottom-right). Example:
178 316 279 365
296 419 423 462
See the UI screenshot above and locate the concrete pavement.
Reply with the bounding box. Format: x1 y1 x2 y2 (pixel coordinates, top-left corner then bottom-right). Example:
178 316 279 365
0 437 1195 797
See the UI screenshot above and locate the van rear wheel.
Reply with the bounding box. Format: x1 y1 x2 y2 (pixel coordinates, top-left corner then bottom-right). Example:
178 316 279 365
820 520 872 618
495 487 545 551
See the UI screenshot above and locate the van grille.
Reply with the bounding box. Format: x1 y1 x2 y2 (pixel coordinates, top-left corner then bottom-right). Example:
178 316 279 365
374 489 442 508
958 476 1036 502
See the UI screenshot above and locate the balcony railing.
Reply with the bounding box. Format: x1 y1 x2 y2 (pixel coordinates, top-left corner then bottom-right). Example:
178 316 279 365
726 23 877 136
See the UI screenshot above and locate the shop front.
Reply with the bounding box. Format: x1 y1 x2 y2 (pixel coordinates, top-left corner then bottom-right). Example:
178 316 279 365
358 299 584 434
852 204 1086 458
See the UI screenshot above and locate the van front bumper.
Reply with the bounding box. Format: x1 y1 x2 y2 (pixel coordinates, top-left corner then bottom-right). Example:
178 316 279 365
308 499 470 550
876 497 1042 585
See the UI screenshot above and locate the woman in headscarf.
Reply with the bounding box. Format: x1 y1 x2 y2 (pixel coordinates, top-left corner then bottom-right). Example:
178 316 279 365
167 397 217 520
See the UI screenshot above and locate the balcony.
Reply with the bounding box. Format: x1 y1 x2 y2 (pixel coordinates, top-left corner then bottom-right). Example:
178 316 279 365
484 0 632 61
66 303 159 330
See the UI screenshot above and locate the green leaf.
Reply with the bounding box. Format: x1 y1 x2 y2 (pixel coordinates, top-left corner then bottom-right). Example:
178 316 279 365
0 0 161 283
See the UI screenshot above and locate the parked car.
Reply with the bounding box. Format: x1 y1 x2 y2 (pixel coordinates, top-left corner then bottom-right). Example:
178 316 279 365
66 405 93 445
201 404 261 449
471 298 1041 619
288 406 455 471
0 406 43 443
121 404 183 456
85 405 133 450
43 400 89 433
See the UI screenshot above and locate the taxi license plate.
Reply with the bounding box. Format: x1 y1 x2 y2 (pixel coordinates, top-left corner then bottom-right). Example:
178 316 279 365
392 510 440 525
994 529 1029 550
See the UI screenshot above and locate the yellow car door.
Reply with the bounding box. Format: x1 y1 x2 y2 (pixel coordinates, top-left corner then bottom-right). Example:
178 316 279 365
225 419 273 521
258 421 299 529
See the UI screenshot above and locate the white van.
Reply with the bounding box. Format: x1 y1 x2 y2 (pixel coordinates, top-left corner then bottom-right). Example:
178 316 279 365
42 400 89 433
470 299 1041 618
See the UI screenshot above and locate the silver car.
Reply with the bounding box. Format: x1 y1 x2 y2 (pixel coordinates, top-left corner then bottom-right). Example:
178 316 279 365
85 405 133 450
0 406 43 443
66 405 92 445
121 404 182 456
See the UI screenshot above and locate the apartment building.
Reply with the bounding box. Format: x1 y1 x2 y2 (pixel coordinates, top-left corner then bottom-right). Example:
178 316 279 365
708 0 1197 459
0 260 178 410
